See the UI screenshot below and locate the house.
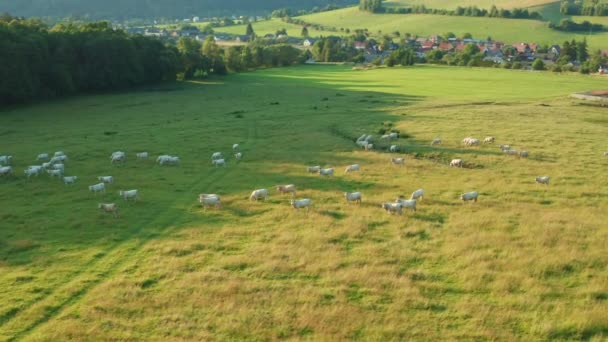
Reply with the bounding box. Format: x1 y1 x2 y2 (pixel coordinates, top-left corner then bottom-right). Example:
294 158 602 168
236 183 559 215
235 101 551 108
127 28 145 35
214 35 229 42
438 42 453 52
549 45 561 56
421 41 435 49
355 41 367 50
235 35 251 43
303 38 317 47
599 65 608 74
193 16 200 22
195 34 208 41
484 48 504 64
512 43 531 55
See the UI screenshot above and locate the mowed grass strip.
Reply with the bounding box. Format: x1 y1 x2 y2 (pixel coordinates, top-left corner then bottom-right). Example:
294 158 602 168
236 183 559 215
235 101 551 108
0 65 607 340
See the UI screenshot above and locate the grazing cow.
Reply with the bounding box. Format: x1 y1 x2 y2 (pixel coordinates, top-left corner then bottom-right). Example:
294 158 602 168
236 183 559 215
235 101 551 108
307 166 321 173
504 149 519 156
364 143 374 151
519 151 529 158
461 191 478 202
98 176 114 184
25 166 42 178
119 189 138 201
89 182 106 194
234 152 242 161
318 168 334 176
37 153 49 161
291 198 311 211
212 159 226 167
159 156 179 166
211 152 223 160
233 144 239 151
388 132 399 139
0 166 13 176
499 145 511 151
0 155 12 165
277 184 296 196
391 157 405 165
98 203 119 217
344 164 361 174
396 198 416 212
52 163 65 172
54 151 65 157
450 159 463 168
431 138 442 146
111 153 125 163
41 162 52 170
380 134 390 140
389 145 399 153
344 192 362 204
484 136 495 143
250 189 269 201
604 151 608 157
136 152 149 159
156 155 171 163
50 155 68 164
199 194 221 210
411 189 424 201
63 176 78 184
382 202 403 215
463 137 480 146
46 169 63 177
535 176 550 185
356 140 368 149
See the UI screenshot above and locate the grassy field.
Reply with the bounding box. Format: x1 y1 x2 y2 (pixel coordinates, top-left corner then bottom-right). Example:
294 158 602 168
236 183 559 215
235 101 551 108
1 65 608 340
384 0 557 9
298 7 608 49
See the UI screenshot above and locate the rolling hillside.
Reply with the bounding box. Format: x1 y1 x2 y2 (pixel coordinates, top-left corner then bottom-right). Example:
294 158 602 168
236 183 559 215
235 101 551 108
0 0 357 19
384 0 558 9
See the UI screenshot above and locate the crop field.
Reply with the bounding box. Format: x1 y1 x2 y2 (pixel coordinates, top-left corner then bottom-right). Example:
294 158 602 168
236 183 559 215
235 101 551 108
299 7 608 49
1 65 607 340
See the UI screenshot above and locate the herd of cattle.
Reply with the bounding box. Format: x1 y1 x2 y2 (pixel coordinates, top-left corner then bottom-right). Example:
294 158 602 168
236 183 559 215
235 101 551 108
3 135 605 217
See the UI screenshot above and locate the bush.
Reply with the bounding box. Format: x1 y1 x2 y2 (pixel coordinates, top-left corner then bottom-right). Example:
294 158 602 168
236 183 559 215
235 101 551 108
532 58 545 71
512 62 523 69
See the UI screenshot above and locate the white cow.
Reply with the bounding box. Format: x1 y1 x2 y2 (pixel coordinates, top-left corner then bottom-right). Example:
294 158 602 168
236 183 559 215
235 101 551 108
461 191 478 202
24 166 42 178
41 162 52 170
391 157 405 165
364 143 374 151
484 136 495 143
47 169 63 177
250 189 269 201
389 145 399 153
344 192 362 204
234 152 242 161
0 166 13 176
277 184 296 196
291 198 311 211
98 203 119 217
450 159 463 167
63 176 78 184
212 159 226 167
98 176 114 184
396 198 416 212
535 176 550 185
156 155 171 164
0 155 12 165
233 144 239 151
410 189 424 201
344 164 360 174
519 151 529 158
111 153 125 164
431 138 442 146
499 144 511 151
211 152 223 160
307 166 321 173
54 151 65 157
199 194 221 210
119 189 138 201
388 132 399 139
52 163 65 172
136 152 149 159
382 202 403 215
50 155 68 164
159 156 179 166
319 168 334 176
89 183 106 193
37 153 49 161
504 149 519 156
463 137 480 146
380 134 390 140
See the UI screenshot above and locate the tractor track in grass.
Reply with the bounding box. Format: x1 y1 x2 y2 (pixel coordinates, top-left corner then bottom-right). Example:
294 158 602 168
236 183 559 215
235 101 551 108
2 120 258 341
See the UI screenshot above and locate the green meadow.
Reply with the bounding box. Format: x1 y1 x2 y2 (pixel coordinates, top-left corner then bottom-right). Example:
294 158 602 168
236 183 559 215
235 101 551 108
1 65 607 340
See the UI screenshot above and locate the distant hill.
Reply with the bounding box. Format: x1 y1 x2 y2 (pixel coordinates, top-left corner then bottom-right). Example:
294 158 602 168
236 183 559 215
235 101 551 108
0 0 357 20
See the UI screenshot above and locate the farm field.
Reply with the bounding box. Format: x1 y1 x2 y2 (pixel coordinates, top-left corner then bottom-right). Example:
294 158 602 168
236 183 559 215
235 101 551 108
297 7 608 49
1 65 608 340
215 18 337 38
384 0 558 9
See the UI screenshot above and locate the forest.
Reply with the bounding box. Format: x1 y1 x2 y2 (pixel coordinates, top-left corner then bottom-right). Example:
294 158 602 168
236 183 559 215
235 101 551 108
0 0 358 20
0 15 305 105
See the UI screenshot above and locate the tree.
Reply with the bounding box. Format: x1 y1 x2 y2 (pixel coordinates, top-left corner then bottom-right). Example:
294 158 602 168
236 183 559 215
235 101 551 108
246 23 254 37
240 46 253 69
301 26 309 37
463 32 473 39
532 58 545 70
576 39 588 62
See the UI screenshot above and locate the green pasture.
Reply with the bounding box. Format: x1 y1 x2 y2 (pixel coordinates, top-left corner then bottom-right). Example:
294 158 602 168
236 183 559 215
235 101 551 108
0 65 607 340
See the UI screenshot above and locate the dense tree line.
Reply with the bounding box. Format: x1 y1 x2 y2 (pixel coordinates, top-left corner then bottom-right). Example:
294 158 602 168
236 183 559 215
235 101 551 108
0 15 306 105
0 0 358 20
384 5 542 20
560 0 608 16
0 15 180 105
549 19 606 32
359 0 384 13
